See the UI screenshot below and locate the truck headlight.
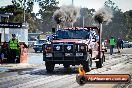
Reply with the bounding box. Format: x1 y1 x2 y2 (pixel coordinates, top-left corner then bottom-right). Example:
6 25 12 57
56 46 60 50
67 46 71 50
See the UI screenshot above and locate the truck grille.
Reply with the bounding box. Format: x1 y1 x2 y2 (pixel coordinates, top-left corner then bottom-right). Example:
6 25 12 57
43 43 87 61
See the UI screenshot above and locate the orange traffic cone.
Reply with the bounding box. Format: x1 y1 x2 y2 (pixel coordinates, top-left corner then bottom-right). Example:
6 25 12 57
76 64 86 85
78 64 86 76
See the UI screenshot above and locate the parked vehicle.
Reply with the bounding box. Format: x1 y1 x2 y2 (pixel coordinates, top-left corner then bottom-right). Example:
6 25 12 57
33 39 47 53
123 41 132 48
28 41 37 47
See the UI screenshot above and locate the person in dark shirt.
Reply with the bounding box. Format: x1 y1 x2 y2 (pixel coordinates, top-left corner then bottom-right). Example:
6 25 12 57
117 38 123 53
121 39 124 49
1 41 8 57
117 38 121 53
109 36 116 55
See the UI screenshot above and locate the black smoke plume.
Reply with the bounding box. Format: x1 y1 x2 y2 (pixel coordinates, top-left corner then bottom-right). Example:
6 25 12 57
53 5 80 25
93 7 113 24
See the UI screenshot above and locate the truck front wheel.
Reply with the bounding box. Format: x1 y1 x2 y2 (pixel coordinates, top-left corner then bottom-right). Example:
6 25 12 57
83 58 92 72
45 61 55 73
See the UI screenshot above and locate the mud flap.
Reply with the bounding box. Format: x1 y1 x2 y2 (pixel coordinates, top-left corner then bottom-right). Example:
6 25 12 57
83 58 92 72
96 57 103 68
102 55 105 62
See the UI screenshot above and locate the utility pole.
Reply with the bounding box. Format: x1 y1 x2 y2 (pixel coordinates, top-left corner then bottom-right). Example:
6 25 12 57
23 0 26 23
83 16 84 28
71 0 74 28
72 0 74 6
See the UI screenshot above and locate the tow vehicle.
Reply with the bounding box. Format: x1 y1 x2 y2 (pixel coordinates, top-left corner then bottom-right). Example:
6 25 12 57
43 27 105 72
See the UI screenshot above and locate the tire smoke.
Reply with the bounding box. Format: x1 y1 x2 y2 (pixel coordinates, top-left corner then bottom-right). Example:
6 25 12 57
53 5 80 25
93 7 113 24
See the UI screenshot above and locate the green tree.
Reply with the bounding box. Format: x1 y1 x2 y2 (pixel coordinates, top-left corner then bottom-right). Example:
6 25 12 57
102 0 127 40
124 10 132 40
36 0 59 32
11 0 38 32
0 5 24 23
76 8 95 27
26 0 34 13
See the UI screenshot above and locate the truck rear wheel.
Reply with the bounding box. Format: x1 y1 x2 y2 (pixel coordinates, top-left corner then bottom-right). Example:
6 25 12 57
83 58 92 72
45 61 55 73
96 57 103 68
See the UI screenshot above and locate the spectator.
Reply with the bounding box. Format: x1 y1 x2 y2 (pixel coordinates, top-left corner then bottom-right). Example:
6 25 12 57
109 36 116 55
1 41 8 58
106 37 109 47
121 39 124 49
1 41 9 63
117 38 122 53
8 34 19 63
20 43 28 63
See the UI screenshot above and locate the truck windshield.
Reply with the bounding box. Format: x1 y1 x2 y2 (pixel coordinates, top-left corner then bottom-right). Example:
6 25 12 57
55 29 90 39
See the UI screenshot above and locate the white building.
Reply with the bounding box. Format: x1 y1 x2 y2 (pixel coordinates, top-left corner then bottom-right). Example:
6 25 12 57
0 13 28 45
0 14 10 42
9 23 28 45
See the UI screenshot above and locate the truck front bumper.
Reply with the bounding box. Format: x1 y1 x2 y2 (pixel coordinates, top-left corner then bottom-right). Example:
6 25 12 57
43 52 88 62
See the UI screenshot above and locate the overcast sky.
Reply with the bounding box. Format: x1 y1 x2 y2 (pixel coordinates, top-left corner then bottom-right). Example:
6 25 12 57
58 0 132 12
0 0 131 13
